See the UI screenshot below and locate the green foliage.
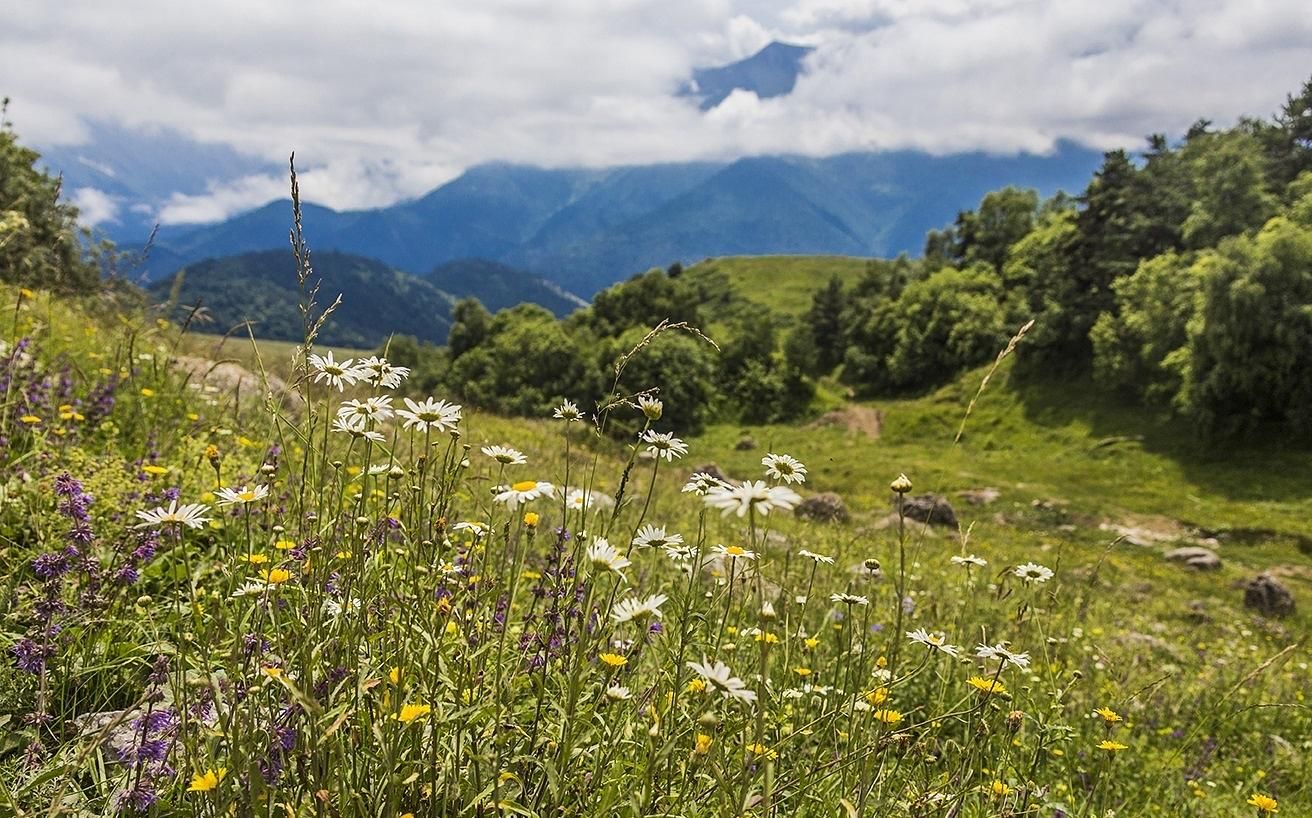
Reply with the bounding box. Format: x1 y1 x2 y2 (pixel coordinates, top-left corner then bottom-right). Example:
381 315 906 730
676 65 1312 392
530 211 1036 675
1180 131 1278 249
1181 213 1312 438
0 114 99 292
610 326 718 433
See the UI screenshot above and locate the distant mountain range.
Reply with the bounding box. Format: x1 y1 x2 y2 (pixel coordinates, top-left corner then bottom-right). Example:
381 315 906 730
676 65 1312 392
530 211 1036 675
39 41 1105 304
150 251 583 347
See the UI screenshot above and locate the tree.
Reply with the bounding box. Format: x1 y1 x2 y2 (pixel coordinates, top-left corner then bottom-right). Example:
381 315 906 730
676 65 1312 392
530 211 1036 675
1180 132 1277 249
1181 213 1312 437
447 298 492 359
0 107 99 291
804 275 846 373
608 327 718 435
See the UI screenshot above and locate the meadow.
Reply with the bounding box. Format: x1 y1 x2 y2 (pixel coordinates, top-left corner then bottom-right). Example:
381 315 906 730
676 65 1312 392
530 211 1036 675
1 280 1308 818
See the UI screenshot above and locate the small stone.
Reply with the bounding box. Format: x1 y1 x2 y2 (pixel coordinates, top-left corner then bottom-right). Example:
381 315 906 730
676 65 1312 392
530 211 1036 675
958 487 1001 505
1164 546 1222 571
795 492 849 523
895 494 958 528
734 436 757 451
1243 573 1295 618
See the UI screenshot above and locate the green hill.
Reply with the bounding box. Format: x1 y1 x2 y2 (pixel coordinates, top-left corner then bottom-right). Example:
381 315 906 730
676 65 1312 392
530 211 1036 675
684 254 872 317
150 250 456 347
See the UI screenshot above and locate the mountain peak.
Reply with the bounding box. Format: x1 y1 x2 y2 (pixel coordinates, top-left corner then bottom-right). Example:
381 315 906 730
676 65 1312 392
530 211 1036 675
680 41 816 111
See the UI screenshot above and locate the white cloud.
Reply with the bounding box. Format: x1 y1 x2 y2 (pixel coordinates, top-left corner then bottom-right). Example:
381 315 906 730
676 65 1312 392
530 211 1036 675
2 0 1308 223
70 187 119 226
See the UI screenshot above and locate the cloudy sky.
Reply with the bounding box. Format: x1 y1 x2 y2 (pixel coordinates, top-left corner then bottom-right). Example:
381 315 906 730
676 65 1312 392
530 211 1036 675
3 0 1310 225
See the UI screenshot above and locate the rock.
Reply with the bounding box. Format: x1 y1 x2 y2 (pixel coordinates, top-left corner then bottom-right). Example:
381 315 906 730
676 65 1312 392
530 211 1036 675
895 494 958 528
795 492 849 523
1243 573 1296 618
1165 546 1222 571
734 436 757 451
958 487 1001 505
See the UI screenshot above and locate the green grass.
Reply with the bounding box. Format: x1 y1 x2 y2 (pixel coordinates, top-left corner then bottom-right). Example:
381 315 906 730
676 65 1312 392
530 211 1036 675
687 255 871 318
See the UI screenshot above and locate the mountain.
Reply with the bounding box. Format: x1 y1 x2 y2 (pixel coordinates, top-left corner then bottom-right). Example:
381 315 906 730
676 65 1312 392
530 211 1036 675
150 250 457 348
425 258 586 316
125 145 1102 297
679 42 815 110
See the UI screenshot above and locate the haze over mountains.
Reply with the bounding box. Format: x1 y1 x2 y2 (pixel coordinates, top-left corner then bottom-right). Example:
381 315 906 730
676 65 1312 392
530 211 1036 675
44 42 1101 303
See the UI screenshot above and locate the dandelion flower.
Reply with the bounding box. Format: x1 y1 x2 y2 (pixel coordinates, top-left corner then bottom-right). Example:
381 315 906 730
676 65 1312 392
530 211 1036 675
1093 707 1123 725
187 767 227 792
639 430 688 461
308 351 363 390
907 628 962 658
612 593 669 624
745 742 777 760
587 538 632 576
798 549 835 565
967 676 1009 696
872 709 903 725
686 657 757 704
1014 562 1054 583
481 445 527 465
693 734 713 754
397 397 462 433
632 524 682 549
1096 740 1128 752
1247 794 1279 813
761 453 807 484
134 500 212 530
495 480 555 509
260 568 292 585
394 703 431 723
215 484 270 506
598 652 628 668
951 554 988 568
989 780 1012 797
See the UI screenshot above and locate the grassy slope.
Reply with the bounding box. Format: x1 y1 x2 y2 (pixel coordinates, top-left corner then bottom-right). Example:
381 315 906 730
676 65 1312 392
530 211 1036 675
686 255 871 318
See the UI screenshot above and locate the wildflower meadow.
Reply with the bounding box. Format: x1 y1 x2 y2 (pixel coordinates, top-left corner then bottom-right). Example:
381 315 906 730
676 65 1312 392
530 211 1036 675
0 264 1308 818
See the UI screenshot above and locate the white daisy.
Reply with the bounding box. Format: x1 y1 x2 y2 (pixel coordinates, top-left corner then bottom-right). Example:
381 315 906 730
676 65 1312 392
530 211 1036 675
586 538 632 576
605 685 632 701
713 544 757 561
612 593 669 624
308 351 364 391
975 643 1031 670
356 355 409 389
639 430 688 461
134 500 212 529
951 554 988 568
797 549 835 565
632 524 682 550
397 397 462 433
637 395 663 420
565 487 616 512
686 658 757 704
451 521 489 537
332 415 384 442
1014 562 1054 584
906 628 962 658
704 480 801 517
553 399 584 422
494 480 555 509
830 592 870 607
762 453 807 485
662 544 696 563
337 396 394 423
481 445 527 465
214 484 270 506
682 472 726 495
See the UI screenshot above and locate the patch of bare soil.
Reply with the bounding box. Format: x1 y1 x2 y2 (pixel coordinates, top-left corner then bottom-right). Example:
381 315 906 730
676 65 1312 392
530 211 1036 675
809 405 882 438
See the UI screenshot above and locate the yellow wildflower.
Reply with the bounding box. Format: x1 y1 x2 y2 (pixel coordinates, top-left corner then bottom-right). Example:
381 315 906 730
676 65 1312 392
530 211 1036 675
522 511 540 527
388 666 402 684
803 637 820 651
260 568 292 585
1246 794 1279 813
872 709 903 725
1094 706 1123 724
19 415 41 425
140 388 155 397
865 687 890 705
686 679 706 694
188 767 227 792
745 743 778 760
1097 740 1128 752
989 780 1012 797
394 703 431 724
967 676 1009 696
693 733 713 755
142 465 168 476
598 653 628 668
243 554 270 565
793 667 812 677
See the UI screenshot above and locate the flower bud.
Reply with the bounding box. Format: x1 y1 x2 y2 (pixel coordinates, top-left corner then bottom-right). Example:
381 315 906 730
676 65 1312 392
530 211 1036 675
890 473 913 494
759 600 777 622
864 558 881 572
638 396 663 421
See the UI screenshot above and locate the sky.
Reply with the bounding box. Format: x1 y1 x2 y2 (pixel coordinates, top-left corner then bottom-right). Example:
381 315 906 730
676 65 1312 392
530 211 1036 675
3 0 1311 226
